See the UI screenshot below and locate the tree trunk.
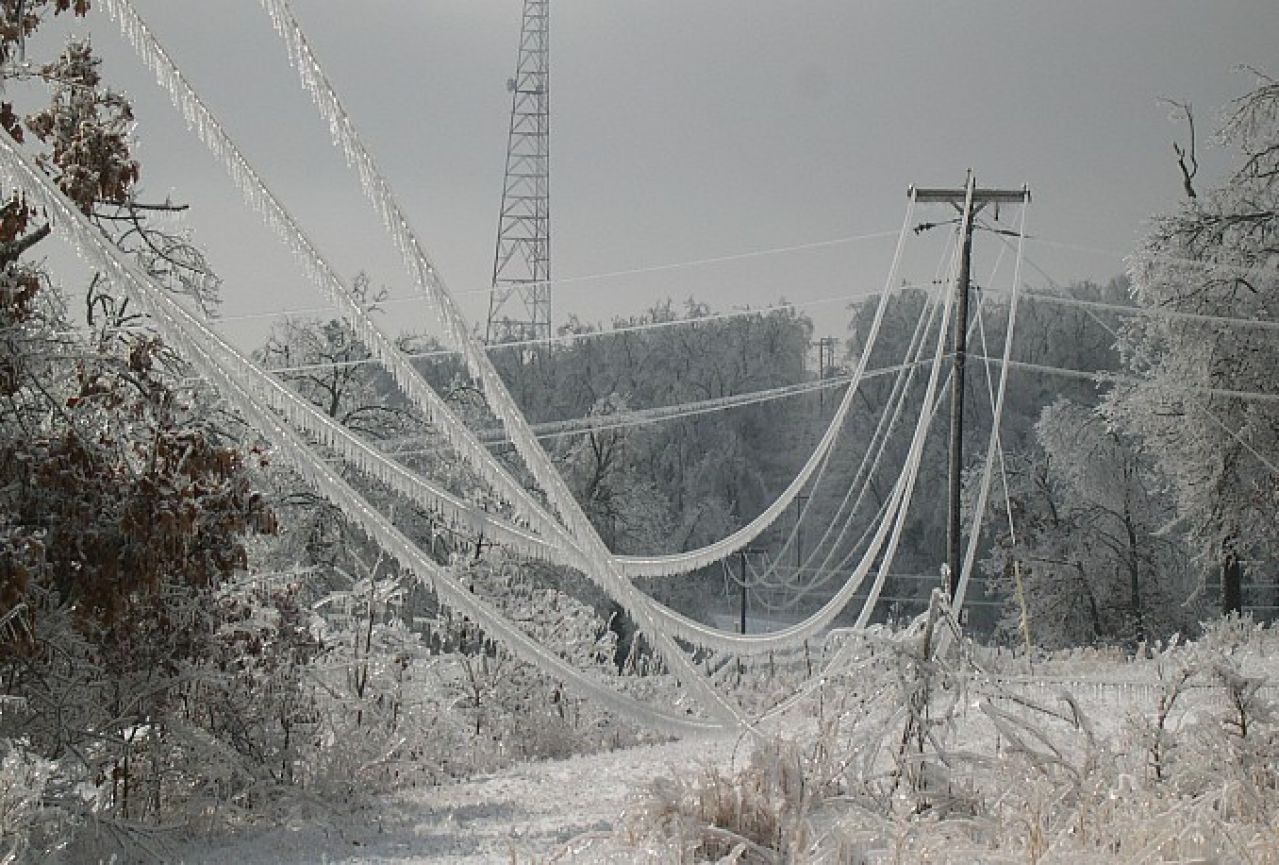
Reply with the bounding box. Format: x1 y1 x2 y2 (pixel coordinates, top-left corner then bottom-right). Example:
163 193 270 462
1222 546 1242 616
1124 510 1145 644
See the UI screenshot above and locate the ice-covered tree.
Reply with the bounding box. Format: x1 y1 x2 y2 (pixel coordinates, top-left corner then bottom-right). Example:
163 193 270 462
1106 72 1279 614
985 398 1197 649
0 4 319 834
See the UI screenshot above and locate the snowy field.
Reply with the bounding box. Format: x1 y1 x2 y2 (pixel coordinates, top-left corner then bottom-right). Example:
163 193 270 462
157 617 1279 865
166 734 746 864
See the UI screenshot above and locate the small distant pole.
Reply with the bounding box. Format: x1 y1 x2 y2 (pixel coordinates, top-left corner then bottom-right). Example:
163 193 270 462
795 494 808 571
816 336 838 411
737 548 764 634
910 174 1029 600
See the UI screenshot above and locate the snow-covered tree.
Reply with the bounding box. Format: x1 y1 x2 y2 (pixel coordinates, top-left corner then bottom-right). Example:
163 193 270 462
1106 72 1279 614
985 399 1198 649
0 5 320 834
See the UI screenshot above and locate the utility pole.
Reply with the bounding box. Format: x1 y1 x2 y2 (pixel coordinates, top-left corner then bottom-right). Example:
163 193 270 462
737 548 764 634
795 494 807 571
816 336 838 411
910 173 1029 600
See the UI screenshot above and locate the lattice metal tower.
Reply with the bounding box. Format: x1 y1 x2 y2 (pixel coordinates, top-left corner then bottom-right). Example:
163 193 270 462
485 0 551 345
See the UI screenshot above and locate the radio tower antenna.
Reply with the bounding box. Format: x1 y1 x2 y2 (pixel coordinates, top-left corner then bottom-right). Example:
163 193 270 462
486 0 551 345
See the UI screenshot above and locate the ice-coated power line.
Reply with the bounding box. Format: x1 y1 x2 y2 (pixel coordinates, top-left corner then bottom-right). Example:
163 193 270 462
215 226 906 326
105 0 910 672
99 0 569 549
0 126 725 737
254 0 958 652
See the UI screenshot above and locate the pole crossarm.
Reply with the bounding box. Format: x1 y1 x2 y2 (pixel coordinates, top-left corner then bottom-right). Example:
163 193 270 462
909 185 1030 206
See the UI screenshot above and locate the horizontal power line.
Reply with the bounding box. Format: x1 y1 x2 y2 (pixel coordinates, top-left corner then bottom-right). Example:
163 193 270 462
373 361 930 457
256 280 1279 378
1009 287 1279 334
257 286 916 376
971 356 1279 404
213 227 904 325
359 346 1279 456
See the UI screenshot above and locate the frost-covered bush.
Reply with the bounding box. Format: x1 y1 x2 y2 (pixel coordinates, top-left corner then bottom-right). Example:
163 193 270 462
612 614 1279 864
635 739 823 864
0 739 65 863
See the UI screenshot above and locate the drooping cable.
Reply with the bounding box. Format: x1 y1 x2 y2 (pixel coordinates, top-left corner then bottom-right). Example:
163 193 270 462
255 0 915 596
257 0 947 652
98 0 566 544
110 0 951 664
747 282 940 607
0 127 724 737
953 202 1029 608
749 233 958 608
972 265 1032 651
102 0 749 721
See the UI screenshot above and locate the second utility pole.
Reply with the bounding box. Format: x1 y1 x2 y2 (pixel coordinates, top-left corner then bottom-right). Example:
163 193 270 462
910 173 1029 600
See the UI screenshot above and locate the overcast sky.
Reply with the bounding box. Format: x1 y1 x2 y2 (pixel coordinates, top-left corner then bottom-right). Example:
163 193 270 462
38 1 1279 348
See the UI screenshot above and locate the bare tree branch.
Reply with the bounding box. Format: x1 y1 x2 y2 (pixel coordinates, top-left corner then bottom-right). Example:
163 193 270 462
1160 98 1199 199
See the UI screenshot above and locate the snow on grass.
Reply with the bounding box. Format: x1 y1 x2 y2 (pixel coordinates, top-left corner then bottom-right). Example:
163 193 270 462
167 733 747 864
163 617 1279 864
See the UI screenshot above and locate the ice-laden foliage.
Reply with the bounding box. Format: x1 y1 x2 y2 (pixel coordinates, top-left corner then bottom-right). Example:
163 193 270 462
0 8 330 857
0 737 63 863
258 531 665 802
0 1 88 66
24 34 222 315
616 609 1279 863
422 552 656 772
982 398 1202 650
1106 71 1279 609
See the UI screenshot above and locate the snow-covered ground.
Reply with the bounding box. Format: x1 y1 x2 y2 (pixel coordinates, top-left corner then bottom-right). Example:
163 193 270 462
162 622 1279 865
171 733 747 864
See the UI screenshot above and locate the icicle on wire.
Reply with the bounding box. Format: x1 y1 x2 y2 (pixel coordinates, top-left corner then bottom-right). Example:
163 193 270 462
0 130 724 737
213 341 574 566
97 0 571 551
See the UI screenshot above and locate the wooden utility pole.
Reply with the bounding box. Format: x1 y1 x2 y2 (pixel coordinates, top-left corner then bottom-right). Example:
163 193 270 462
795 494 807 570
816 337 838 411
737 548 764 634
910 173 1029 600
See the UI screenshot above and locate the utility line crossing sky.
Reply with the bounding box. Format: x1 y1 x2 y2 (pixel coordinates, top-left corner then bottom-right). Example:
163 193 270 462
34 1 1279 348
